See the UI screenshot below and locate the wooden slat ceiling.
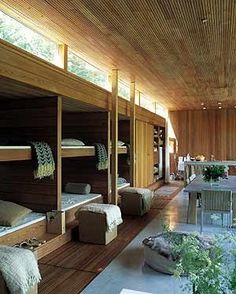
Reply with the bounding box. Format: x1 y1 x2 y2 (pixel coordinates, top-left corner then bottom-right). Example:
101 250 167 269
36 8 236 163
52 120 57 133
1 0 236 110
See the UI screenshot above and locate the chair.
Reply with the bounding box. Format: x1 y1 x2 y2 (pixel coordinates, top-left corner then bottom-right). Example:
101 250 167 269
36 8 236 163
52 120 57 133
200 190 232 233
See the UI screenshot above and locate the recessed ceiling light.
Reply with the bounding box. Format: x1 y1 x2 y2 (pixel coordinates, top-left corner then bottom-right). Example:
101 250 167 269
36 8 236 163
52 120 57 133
201 102 204 106
218 106 222 109
203 107 206 110
201 18 208 23
217 102 222 105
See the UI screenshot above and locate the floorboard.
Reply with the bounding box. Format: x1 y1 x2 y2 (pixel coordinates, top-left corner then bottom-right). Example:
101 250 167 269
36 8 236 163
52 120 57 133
39 182 183 294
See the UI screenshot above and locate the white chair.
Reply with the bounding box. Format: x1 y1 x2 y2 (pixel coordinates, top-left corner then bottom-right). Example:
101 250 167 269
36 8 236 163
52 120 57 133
200 190 232 233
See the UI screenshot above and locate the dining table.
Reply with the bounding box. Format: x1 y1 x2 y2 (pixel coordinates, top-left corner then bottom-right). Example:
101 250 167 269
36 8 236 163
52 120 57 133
184 175 236 224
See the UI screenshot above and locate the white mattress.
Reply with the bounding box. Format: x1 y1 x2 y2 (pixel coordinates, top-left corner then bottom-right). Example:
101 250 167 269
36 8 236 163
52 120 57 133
0 212 45 237
61 193 102 211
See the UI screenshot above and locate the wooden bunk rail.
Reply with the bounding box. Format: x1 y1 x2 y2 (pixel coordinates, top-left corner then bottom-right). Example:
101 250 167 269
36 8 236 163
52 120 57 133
0 146 127 161
0 146 31 161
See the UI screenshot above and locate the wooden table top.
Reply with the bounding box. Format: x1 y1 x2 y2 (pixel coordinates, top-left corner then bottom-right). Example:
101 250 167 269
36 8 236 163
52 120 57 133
184 176 236 193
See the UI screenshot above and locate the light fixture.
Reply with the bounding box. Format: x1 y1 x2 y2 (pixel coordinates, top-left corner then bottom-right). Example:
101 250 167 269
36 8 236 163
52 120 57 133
201 102 204 106
217 102 222 105
201 18 208 23
203 106 206 110
218 106 222 109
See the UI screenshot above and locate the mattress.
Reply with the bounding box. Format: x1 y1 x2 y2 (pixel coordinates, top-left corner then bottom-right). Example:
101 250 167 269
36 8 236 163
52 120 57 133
61 192 102 211
0 212 45 237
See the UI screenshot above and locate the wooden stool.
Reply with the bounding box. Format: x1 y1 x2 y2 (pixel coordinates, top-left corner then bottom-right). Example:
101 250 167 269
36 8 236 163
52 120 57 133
78 210 117 245
119 187 153 216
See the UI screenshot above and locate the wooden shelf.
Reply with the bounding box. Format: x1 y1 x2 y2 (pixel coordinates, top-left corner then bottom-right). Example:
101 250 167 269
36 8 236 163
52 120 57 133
0 146 32 162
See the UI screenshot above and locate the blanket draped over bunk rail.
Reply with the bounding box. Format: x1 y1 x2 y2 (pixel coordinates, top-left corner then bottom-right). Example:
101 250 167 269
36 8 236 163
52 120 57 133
93 143 108 170
30 142 55 179
0 246 41 294
79 203 123 231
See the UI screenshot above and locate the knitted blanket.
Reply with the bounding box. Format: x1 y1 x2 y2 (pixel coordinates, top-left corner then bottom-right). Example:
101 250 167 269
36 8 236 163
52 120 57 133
93 143 108 170
0 246 41 294
30 142 55 179
80 203 123 231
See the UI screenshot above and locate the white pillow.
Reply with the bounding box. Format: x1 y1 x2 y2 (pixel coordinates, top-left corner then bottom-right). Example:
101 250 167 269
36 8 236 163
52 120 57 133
118 140 125 146
62 138 85 146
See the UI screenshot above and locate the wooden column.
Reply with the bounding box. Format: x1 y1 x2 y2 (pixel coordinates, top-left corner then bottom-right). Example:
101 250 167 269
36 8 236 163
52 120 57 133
111 69 119 204
130 81 136 186
165 113 170 183
58 44 68 71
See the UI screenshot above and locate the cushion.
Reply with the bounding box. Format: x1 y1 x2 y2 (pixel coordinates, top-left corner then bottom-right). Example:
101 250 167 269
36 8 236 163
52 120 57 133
65 182 91 194
61 138 85 146
0 200 32 226
118 140 125 146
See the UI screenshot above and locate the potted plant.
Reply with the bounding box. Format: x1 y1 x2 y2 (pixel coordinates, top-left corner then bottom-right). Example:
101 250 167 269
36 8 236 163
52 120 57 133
202 165 226 184
143 225 236 293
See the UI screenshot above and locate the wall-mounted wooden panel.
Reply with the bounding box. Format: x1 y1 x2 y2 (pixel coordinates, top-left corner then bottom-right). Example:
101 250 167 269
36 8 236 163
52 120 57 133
62 112 110 202
169 109 236 161
0 97 61 212
135 120 154 187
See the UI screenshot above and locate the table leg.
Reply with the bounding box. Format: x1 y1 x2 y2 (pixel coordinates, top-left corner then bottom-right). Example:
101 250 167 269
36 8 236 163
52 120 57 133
187 192 198 224
232 193 236 225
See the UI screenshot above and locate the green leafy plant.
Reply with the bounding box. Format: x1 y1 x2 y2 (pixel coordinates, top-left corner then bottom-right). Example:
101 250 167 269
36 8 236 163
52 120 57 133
202 165 226 182
161 225 236 293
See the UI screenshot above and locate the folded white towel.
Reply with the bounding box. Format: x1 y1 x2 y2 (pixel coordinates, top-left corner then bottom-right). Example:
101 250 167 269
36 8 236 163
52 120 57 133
0 246 41 294
79 203 123 232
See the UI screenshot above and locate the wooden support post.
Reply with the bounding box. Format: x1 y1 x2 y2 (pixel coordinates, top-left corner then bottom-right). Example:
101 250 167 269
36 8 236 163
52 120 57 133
58 44 68 70
130 81 136 186
57 97 62 211
165 113 170 183
111 69 118 205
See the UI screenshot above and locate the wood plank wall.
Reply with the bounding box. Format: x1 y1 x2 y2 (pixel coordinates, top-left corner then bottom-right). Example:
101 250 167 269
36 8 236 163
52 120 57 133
62 112 110 202
0 97 61 212
135 120 154 187
118 120 130 183
169 109 236 160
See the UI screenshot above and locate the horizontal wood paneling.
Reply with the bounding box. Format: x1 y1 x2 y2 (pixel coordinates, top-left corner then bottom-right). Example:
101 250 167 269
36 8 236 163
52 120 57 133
0 97 61 212
169 109 236 161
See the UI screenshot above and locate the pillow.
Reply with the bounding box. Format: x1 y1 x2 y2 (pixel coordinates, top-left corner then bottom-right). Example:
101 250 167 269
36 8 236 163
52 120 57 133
118 140 125 146
61 138 85 146
65 183 91 195
0 200 32 226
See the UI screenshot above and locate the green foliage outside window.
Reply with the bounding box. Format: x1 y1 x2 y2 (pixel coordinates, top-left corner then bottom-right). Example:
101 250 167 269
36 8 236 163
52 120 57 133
118 81 130 100
68 50 108 89
0 10 58 64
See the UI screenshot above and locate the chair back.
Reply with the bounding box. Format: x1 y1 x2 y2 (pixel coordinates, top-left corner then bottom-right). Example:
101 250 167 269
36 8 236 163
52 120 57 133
201 190 232 212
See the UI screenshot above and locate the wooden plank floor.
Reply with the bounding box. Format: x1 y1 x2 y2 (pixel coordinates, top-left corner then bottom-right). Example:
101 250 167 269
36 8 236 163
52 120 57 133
39 183 183 294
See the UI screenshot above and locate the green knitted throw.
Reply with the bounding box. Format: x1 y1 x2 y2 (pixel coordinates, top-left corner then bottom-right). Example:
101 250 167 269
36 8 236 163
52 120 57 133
30 142 55 179
94 143 108 170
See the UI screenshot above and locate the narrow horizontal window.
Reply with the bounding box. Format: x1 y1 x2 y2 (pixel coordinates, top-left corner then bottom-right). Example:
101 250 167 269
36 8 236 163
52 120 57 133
118 80 130 100
140 94 155 112
68 49 109 89
0 10 58 64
